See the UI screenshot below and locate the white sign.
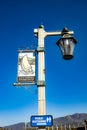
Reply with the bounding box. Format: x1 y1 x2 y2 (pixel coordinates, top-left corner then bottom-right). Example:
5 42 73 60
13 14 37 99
17 50 36 83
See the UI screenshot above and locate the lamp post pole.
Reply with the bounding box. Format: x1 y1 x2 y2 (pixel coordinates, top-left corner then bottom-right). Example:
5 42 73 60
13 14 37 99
34 25 74 116
36 25 46 115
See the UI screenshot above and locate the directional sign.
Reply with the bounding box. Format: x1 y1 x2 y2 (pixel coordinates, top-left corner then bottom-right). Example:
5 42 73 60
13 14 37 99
30 115 53 127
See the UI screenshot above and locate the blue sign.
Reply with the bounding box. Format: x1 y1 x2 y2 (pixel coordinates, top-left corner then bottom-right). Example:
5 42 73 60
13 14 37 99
30 115 53 127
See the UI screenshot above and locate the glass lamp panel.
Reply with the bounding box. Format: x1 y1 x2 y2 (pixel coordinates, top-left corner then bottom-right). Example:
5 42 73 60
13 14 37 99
58 39 65 55
63 39 75 55
59 38 75 59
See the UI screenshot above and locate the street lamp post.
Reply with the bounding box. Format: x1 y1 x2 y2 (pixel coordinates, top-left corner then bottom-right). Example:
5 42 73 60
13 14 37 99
34 25 77 117
13 24 77 130
34 25 46 115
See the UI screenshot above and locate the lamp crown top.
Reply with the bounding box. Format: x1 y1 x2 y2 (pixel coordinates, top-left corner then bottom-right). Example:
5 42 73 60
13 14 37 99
39 25 44 29
62 27 69 33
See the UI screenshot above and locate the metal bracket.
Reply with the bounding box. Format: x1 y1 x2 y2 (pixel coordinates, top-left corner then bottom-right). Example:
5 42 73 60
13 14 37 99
37 80 46 87
13 82 36 87
13 81 46 87
37 47 45 52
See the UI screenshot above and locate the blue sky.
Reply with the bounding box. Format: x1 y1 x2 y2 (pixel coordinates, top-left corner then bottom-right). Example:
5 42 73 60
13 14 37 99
0 0 87 127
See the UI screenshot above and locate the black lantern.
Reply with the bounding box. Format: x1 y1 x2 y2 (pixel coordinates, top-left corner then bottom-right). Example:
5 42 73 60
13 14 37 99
56 27 77 60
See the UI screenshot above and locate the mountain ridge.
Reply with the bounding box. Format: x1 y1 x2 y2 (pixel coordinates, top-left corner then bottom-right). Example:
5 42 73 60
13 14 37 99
54 113 87 126
3 113 87 129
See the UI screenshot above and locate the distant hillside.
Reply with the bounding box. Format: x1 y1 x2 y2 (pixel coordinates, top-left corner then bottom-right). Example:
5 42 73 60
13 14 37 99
2 113 87 130
4 122 25 130
54 113 87 126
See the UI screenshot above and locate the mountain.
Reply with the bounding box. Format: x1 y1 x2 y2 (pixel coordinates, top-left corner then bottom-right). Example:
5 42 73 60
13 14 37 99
53 113 87 126
2 113 87 129
4 123 25 130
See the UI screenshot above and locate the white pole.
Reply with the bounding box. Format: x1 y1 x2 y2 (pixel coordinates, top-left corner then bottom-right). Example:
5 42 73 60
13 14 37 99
85 124 86 130
25 122 26 130
37 25 46 115
56 124 58 130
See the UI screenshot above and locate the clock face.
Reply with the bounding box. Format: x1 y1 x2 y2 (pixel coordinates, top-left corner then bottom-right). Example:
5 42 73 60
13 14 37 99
20 54 33 75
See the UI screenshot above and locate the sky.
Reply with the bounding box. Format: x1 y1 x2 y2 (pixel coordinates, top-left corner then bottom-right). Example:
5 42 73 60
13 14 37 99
0 0 87 127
